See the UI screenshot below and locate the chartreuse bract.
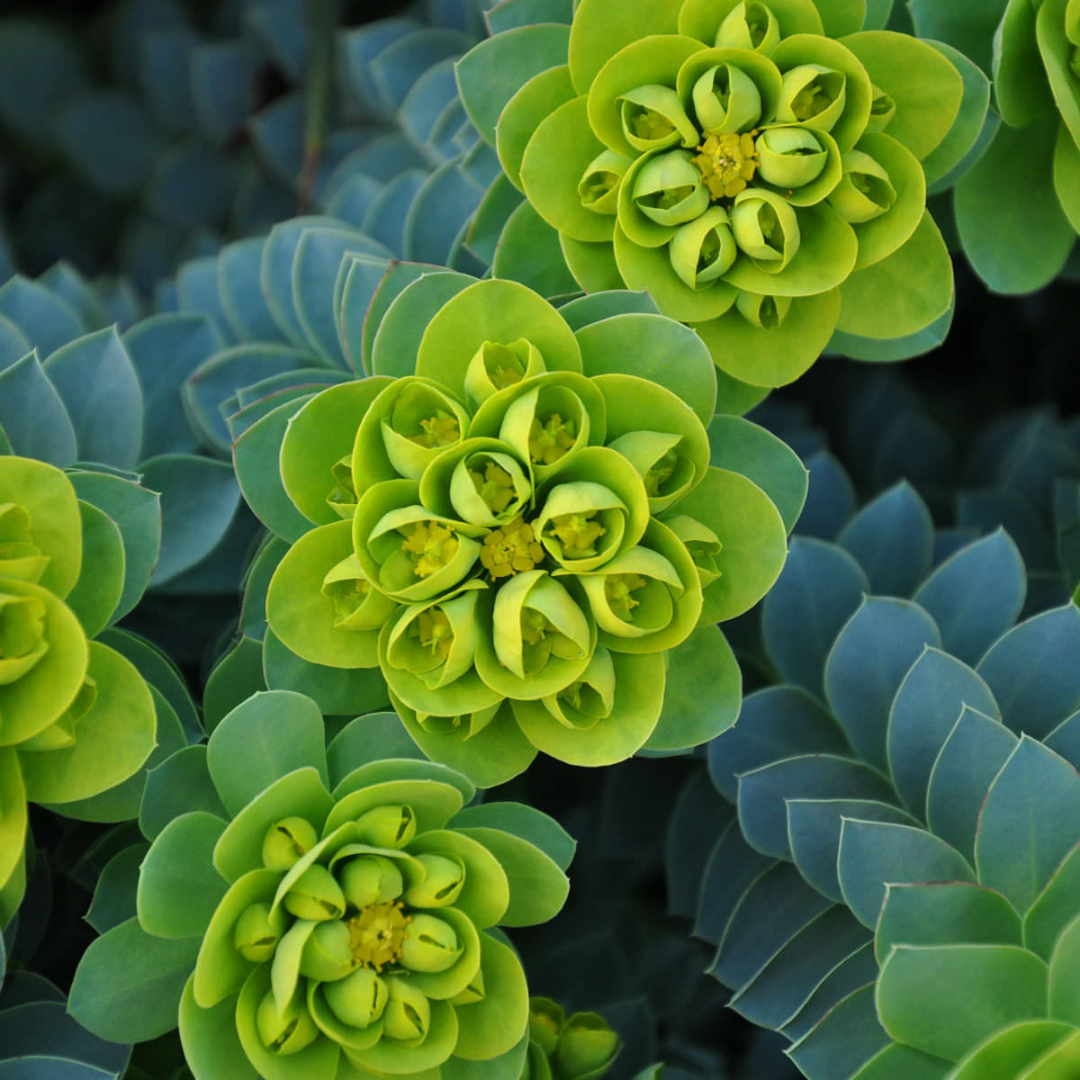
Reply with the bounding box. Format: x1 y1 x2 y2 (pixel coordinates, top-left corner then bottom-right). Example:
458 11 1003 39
70 690 573 1080
0 455 158 924
454 0 980 399
682 476 1080 1071
910 0 1080 293
527 997 622 1079
244 276 788 786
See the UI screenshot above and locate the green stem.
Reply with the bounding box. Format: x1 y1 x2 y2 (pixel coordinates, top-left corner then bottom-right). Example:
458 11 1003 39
299 0 340 212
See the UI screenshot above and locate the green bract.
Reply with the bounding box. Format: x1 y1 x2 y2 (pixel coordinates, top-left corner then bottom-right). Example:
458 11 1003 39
70 691 572 1080
258 278 787 784
0 455 156 924
526 997 622 1079
456 0 971 396
932 0 1080 292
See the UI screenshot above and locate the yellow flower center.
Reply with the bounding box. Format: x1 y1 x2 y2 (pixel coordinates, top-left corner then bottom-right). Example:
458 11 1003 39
469 462 516 513
491 366 523 389
412 609 454 660
792 83 832 121
643 451 678 496
559 681 585 710
693 131 760 200
548 511 607 559
401 522 460 577
605 573 648 620
347 902 411 972
479 516 545 581
520 608 556 646
604 574 643 617
631 108 675 142
407 414 460 450
529 414 576 465
327 576 371 620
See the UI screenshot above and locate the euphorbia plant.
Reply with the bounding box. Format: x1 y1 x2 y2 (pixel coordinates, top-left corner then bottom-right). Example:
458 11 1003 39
455 0 977 399
0 455 157 923
250 276 788 785
70 691 574 1079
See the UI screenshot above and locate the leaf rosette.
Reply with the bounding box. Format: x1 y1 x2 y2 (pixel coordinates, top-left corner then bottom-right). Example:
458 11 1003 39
455 0 970 390
261 278 787 785
0 455 156 924
70 692 572 1080
677 469 1080 1075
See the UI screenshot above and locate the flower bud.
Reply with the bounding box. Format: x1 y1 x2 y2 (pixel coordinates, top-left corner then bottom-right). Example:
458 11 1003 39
0 503 48 584
617 85 698 151
865 85 896 133
578 150 631 216
326 455 357 518
715 1 780 53
735 290 792 329
464 338 545 407
383 978 431 1042
354 804 417 849
449 965 485 1006
555 1013 622 1078
321 554 396 632
731 190 800 269
776 64 846 131
631 151 711 227
692 63 762 134
339 854 404 909
669 206 737 289
664 515 724 586
262 817 318 872
755 126 828 189
827 149 896 223
283 864 346 921
0 593 48 685
400 914 462 973
529 997 565 1058
255 990 320 1055
233 902 285 963
403 853 465 908
323 966 389 1029
299 919 356 982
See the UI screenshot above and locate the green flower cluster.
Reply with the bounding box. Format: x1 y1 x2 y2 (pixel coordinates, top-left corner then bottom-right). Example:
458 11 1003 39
0 455 155 922
71 693 571 1080
265 278 787 784
458 0 969 392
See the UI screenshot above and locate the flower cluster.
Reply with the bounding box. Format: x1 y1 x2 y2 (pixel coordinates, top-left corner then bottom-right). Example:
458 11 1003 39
265 279 786 784
71 694 570 1080
0 456 155 921
458 0 966 388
